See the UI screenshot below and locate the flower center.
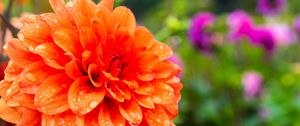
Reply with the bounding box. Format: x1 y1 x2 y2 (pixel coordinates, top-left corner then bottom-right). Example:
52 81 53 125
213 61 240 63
105 54 126 78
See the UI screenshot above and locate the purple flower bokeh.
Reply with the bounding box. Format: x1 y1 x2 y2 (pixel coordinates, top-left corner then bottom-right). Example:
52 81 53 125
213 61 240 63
227 10 254 42
257 0 286 16
264 23 296 45
227 10 276 54
242 71 263 99
188 12 215 53
247 27 276 54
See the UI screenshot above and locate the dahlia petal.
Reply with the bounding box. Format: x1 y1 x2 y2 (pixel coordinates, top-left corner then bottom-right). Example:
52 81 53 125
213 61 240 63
17 108 41 126
70 0 96 28
99 0 114 11
0 99 21 124
18 62 60 94
138 52 158 71
35 74 73 115
99 102 126 126
134 93 155 109
40 13 73 31
79 27 98 50
166 76 181 84
95 5 111 23
77 106 100 126
53 28 83 59
98 103 114 126
123 80 139 90
91 17 107 45
149 42 173 61
134 82 154 95
6 93 35 110
3 80 19 99
153 60 180 79
0 81 12 97
143 105 171 126
88 64 103 87
65 59 83 80
151 82 176 104
42 111 77 126
5 39 42 68
20 14 38 25
19 17 52 49
68 77 105 115
109 105 126 126
82 50 101 71
111 6 136 34
4 61 23 82
106 82 125 102
162 103 179 120
133 26 154 51
35 43 70 69
102 71 119 81
167 82 182 103
117 82 131 100
118 99 142 125
49 0 74 24
137 72 155 81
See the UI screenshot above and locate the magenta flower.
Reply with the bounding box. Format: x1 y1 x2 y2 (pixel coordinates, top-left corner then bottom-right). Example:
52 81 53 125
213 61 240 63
265 23 296 45
227 10 275 54
248 27 276 54
227 10 255 42
242 71 263 99
188 12 215 53
257 0 286 16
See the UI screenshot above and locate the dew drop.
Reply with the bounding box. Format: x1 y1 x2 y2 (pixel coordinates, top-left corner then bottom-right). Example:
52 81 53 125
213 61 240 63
28 46 34 52
156 118 161 123
24 73 37 82
6 88 12 95
3 44 7 50
50 89 56 93
89 101 98 108
7 101 20 107
49 119 56 126
18 34 25 41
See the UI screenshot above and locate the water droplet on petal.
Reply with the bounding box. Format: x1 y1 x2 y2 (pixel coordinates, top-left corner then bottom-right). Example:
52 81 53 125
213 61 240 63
51 89 56 93
89 101 98 108
58 118 64 125
18 34 25 41
24 73 37 82
7 101 20 107
49 119 56 126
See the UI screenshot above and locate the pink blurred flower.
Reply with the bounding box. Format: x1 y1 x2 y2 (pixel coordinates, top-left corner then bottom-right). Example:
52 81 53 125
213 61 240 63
264 23 296 45
227 10 255 42
247 27 276 54
168 53 184 78
242 71 263 99
188 12 215 53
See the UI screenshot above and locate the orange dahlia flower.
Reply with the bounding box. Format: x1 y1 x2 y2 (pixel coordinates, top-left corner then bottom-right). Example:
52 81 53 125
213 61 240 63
0 0 182 125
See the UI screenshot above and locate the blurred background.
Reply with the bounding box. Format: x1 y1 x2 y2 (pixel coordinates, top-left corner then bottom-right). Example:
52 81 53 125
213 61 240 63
1 0 300 126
